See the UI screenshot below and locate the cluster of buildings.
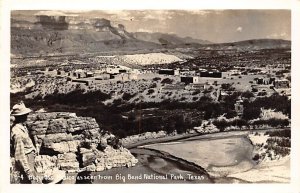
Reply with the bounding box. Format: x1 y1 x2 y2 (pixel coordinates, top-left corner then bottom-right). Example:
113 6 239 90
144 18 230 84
53 63 290 98
253 77 289 89
57 65 146 85
55 64 224 86
158 69 222 84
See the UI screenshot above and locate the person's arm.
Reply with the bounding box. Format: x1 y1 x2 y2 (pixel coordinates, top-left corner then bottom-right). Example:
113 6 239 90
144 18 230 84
13 135 34 180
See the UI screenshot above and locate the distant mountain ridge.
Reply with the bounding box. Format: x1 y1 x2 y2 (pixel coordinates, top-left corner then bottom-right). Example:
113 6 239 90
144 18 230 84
199 39 291 51
11 14 291 57
133 32 212 45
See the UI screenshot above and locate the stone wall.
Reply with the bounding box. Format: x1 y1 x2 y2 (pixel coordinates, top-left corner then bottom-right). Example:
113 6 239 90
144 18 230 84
25 112 138 173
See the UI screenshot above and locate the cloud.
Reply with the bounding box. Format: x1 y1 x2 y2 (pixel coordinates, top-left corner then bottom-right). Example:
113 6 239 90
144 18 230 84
236 26 243 32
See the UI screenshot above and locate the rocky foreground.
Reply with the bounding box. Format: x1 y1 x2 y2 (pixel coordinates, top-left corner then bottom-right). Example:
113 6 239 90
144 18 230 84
22 112 138 174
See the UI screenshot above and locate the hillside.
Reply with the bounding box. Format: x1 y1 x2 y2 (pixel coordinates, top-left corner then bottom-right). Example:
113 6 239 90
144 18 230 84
201 39 291 51
11 27 161 57
133 32 212 45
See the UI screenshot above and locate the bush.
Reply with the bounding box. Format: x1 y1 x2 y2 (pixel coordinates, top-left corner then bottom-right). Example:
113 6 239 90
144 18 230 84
149 83 157 88
252 118 289 127
153 77 161 81
241 90 254 99
122 93 136 101
192 97 198 101
213 118 248 132
192 90 201 95
161 78 173 84
243 94 291 120
213 119 229 132
147 89 155 95
265 129 291 138
267 137 291 147
257 92 267 96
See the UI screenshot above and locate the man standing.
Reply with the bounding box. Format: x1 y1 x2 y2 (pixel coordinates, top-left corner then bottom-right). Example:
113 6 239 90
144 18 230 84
10 102 38 184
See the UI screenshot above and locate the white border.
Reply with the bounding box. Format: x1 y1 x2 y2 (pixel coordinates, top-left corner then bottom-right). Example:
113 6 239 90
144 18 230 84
1 0 300 193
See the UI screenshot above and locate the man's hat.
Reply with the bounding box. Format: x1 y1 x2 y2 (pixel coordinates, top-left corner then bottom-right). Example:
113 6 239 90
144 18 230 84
43 169 66 184
11 102 32 116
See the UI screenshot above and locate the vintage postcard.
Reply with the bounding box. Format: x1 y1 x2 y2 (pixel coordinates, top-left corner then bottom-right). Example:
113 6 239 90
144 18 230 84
1 0 300 193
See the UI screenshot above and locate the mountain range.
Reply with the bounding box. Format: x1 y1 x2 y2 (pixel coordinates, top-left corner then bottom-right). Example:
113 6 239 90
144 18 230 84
11 14 291 57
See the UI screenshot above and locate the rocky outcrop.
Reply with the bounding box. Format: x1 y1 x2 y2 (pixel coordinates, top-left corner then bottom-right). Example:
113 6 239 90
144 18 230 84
25 112 138 173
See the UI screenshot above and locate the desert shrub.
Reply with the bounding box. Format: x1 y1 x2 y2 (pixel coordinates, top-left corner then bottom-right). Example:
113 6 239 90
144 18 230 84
257 92 267 96
153 77 161 81
241 90 254 99
149 83 157 88
267 137 291 147
213 118 248 132
180 97 186 101
213 119 229 132
267 146 290 157
192 97 198 101
252 153 260 161
192 90 201 95
202 89 210 94
252 118 289 127
147 89 155 95
161 78 173 84
122 93 136 101
243 94 291 120
43 89 111 106
265 129 291 138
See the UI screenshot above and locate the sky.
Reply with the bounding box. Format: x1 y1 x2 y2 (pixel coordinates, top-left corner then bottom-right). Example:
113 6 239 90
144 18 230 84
12 10 291 43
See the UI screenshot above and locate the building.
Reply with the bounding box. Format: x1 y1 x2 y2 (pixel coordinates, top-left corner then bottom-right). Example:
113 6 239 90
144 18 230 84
200 71 222 78
158 69 180 76
274 79 290 89
115 73 130 81
57 70 67 76
234 98 244 117
180 76 200 84
269 77 276 85
229 69 241 76
86 72 94 77
94 73 110 80
105 65 131 74
186 83 206 91
71 69 86 79
71 79 94 86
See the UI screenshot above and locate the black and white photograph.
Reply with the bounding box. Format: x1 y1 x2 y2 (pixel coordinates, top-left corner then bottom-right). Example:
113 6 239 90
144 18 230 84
8 9 292 184
1 0 300 192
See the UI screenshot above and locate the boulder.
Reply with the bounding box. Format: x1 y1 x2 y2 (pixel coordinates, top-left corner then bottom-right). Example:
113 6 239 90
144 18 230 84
43 133 73 145
57 153 77 163
47 119 69 134
58 162 79 172
35 155 57 173
81 152 96 167
47 142 70 153
85 164 96 172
